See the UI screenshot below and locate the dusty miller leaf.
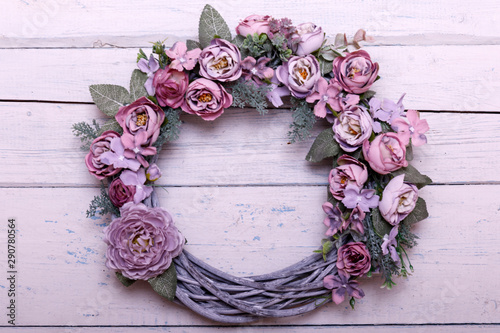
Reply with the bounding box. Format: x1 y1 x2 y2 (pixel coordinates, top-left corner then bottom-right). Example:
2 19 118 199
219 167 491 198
130 69 148 101
186 39 201 51
306 128 340 162
198 4 232 48
89 84 131 116
391 164 432 189
371 207 392 237
115 272 136 287
402 198 429 225
100 119 123 135
148 264 177 301
319 57 333 76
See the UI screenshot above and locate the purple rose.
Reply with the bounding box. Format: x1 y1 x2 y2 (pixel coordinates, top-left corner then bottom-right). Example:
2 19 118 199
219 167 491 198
115 96 165 148
329 155 368 200
104 203 184 280
108 178 136 208
332 50 379 94
362 132 408 175
152 67 189 109
85 130 122 180
291 22 324 56
236 14 271 36
181 78 233 121
337 242 371 277
379 175 418 225
276 55 321 98
199 39 242 82
333 105 373 152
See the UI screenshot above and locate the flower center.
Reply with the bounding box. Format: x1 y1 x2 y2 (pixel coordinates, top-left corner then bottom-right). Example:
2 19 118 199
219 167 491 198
136 114 148 126
179 57 186 63
409 126 415 133
212 57 229 70
198 93 213 103
340 176 348 185
298 68 308 80
348 67 361 79
132 235 153 253
250 68 258 75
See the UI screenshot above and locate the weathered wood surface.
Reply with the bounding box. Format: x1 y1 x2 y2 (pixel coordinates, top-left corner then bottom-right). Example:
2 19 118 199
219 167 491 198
0 0 499 331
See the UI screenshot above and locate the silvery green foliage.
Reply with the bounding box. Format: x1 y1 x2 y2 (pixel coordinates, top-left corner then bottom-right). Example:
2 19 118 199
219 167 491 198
230 80 270 115
130 69 148 101
153 108 182 149
198 4 232 48
288 97 316 143
72 119 101 151
89 84 131 116
86 183 119 218
148 264 177 301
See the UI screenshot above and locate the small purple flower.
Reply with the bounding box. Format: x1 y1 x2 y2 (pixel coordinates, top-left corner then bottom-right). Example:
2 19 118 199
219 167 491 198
324 271 365 305
342 184 379 212
100 137 141 171
120 168 153 204
137 55 160 95
146 163 162 182
306 77 342 118
369 94 405 133
322 202 345 236
240 56 274 85
381 226 400 262
346 206 365 234
165 41 202 72
266 75 290 107
121 131 157 168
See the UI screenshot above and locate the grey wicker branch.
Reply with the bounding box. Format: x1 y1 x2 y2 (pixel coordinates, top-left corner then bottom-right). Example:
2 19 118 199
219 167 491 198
149 188 337 323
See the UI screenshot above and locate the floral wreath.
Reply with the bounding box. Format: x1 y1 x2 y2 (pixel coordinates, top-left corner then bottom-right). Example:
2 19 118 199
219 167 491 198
73 5 431 323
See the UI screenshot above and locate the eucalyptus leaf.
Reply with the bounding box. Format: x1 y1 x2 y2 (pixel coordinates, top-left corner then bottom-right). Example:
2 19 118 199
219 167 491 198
402 198 429 225
148 264 177 301
130 69 148 101
186 39 201 51
198 4 232 48
115 272 136 287
391 164 432 189
89 84 131 116
305 128 340 162
371 207 392 237
319 57 334 76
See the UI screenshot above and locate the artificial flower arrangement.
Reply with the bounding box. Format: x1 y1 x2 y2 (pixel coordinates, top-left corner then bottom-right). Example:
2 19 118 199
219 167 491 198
73 5 431 323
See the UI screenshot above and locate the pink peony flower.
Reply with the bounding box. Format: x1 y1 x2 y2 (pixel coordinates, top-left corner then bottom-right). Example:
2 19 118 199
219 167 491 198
362 132 408 175
104 202 184 280
392 109 430 147
236 14 271 37
199 39 242 82
181 78 233 121
108 178 136 208
379 174 418 225
153 67 189 109
276 54 321 98
332 50 379 94
329 154 368 200
337 242 371 277
85 130 122 180
165 41 201 71
291 22 324 56
333 105 373 152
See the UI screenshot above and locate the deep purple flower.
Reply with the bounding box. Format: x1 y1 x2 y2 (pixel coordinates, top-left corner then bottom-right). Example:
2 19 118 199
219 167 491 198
137 55 160 95
119 168 153 204
346 206 365 234
108 178 136 208
324 271 365 304
104 202 184 280
165 41 202 71
342 184 379 212
100 137 141 171
240 56 274 85
322 202 345 236
381 226 400 262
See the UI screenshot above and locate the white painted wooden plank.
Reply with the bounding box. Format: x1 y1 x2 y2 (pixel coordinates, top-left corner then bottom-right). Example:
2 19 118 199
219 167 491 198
1 325 499 333
2 0 500 48
1 102 500 187
1 185 499 325
1 45 499 111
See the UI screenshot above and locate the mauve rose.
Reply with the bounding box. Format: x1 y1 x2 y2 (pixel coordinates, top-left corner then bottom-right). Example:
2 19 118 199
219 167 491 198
152 67 189 109
329 155 368 200
337 242 371 277
276 55 321 98
379 174 418 225
291 22 324 56
362 132 408 175
115 96 165 148
199 39 242 82
333 105 373 152
108 178 136 207
85 130 121 180
104 202 184 280
236 14 271 37
181 78 233 121
332 50 379 94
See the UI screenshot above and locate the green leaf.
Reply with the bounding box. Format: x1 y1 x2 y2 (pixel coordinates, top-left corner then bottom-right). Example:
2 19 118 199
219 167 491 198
233 35 245 49
198 4 232 48
89 84 131 116
402 198 429 225
130 69 148 101
319 57 333 76
391 164 432 189
406 142 414 161
371 207 392 237
186 39 201 51
115 272 136 287
148 264 177 301
100 119 123 135
306 128 340 162
320 239 335 261
359 90 376 101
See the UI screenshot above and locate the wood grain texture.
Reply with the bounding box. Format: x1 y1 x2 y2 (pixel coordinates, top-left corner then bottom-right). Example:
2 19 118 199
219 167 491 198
1 185 499 326
1 45 499 111
2 0 500 48
1 102 500 187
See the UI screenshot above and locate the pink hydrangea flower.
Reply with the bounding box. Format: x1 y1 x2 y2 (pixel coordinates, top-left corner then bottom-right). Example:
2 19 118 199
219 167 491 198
165 41 202 71
392 109 429 146
306 78 343 118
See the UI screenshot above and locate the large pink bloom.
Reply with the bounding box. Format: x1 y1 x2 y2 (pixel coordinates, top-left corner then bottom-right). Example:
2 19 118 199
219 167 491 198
332 50 379 94
337 242 371 277
363 132 408 175
236 14 271 37
181 78 233 121
329 154 368 200
153 67 189 108
379 174 418 225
